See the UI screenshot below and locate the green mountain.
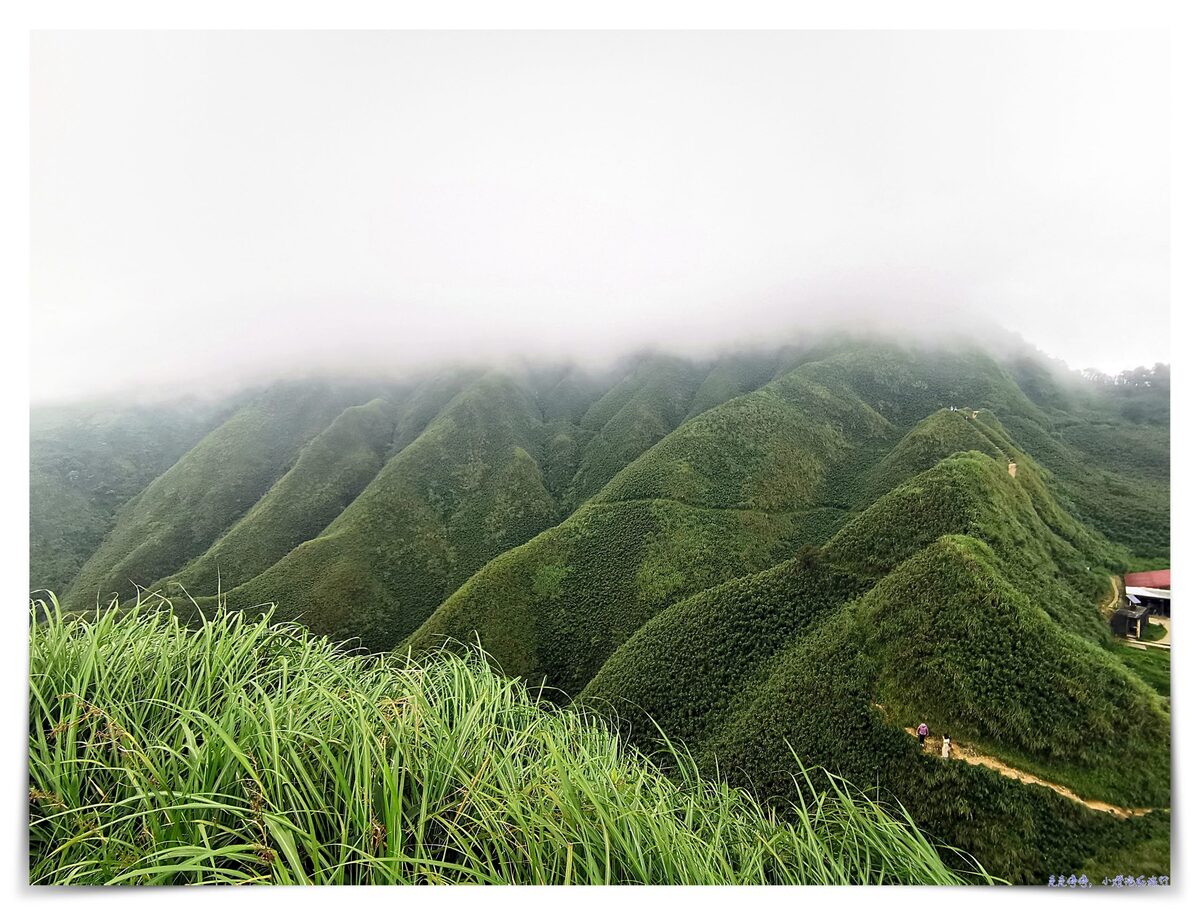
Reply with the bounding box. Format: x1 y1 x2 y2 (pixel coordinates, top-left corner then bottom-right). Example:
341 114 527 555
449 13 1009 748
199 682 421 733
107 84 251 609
407 354 902 690
29 398 232 594
157 397 399 595
584 525 1167 882
213 373 564 648
61 381 376 608
30 333 1170 883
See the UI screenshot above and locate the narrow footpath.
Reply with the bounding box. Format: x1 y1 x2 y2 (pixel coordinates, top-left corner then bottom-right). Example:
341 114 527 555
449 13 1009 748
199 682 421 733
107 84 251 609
1104 574 1122 612
902 726 1154 819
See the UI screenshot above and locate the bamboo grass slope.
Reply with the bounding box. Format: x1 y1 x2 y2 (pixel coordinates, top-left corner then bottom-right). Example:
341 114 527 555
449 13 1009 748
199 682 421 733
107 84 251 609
36 341 1169 627
29 398 234 596
580 461 1171 882
28 336 1171 885
27 601 987 886
61 381 381 609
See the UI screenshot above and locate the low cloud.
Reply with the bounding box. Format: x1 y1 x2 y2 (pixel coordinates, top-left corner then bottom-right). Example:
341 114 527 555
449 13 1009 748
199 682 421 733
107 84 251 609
31 31 1168 403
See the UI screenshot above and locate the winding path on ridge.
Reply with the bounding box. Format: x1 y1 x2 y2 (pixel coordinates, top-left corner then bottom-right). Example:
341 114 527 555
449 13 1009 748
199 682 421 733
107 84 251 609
865 577 1168 820
898 724 1154 819
872 701 1159 818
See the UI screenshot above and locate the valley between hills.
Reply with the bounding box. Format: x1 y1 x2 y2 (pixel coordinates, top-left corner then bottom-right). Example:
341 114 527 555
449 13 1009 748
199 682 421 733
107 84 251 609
29 335 1171 884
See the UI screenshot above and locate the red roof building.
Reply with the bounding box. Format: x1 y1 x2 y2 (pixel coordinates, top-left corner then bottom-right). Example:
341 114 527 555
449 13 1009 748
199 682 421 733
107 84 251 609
1125 570 1170 589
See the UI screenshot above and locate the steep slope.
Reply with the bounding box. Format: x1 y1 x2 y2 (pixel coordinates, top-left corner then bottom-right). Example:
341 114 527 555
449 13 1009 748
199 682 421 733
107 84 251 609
218 374 562 649
1012 419 1169 560
40 337 1165 614
409 346 1113 692
585 446 1139 768
779 341 1171 559
29 399 231 594
28 336 1171 885
825 449 1117 638
563 354 711 508
155 398 399 595
583 555 874 753
799 342 1047 429
855 536 1168 803
30 605 982 886
407 499 832 693
62 382 370 607
992 351 1169 558
159 353 810 652
583 527 1167 882
701 583 1169 884
682 348 793 420
863 408 1008 500
595 362 895 511
383 369 482 457
408 357 899 689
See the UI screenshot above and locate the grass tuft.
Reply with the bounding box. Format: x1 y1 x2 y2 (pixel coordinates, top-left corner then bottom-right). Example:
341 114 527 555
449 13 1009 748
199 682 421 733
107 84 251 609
28 596 987 885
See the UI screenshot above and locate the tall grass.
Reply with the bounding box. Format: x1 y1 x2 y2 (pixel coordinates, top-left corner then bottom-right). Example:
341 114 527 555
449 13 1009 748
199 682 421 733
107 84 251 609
28 597 987 885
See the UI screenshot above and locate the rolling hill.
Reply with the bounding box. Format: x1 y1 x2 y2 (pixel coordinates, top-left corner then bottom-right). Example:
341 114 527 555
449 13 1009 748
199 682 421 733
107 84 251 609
60 380 379 608
29 332 1171 883
29 397 233 595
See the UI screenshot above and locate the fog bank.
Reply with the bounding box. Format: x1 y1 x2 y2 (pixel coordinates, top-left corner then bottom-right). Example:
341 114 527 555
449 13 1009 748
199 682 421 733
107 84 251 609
31 31 1168 404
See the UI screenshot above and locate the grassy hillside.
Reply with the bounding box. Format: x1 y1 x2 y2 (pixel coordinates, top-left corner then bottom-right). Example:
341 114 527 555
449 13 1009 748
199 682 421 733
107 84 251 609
804 344 1046 429
583 555 874 752
157 398 399 595
28 601 986 886
581 451 1169 882
409 356 1126 692
408 355 910 689
62 382 372 608
29 399 232 594
35 336 1161 612
564 354 710 508
778 342 1169 558
863 409 1008 500
858 536 1168 804
989 354 1169 559
682 348 793 421
220 350 884 656
29 336 1170 884
582 452 1152 784
700 598 1169 885
583 541 1169 883
1109 642 1171 698
37 338 1167 620
409 499 840 693
216 374 563 649
596 362 896 511
826 450 1119 638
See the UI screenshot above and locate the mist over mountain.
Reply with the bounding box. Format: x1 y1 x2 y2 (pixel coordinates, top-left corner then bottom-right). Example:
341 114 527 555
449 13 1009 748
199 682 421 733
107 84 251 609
30 329 1170 883
26 313 1110 410
28 29 1171 887
32 31 1168 405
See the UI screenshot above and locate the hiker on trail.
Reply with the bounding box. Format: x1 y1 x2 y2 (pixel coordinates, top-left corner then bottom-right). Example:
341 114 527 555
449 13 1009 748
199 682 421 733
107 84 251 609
917 722 929 748
942 735 952 759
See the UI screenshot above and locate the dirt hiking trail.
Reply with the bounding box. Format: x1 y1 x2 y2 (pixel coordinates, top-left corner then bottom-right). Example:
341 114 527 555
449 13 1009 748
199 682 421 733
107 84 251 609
1104 574 1122 612
902 726 1154 819
870 579 1164 821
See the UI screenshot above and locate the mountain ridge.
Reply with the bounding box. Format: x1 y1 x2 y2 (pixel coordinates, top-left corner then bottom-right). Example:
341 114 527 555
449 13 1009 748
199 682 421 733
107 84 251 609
30 333 1171 882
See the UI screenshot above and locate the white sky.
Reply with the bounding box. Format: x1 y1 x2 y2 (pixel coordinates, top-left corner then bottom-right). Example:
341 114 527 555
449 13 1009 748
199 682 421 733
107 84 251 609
30 30 1169 403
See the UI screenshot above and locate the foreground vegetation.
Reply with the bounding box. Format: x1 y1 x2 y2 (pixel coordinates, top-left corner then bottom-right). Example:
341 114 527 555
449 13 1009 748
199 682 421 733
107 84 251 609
29 337 1171 884
28 600 986 886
